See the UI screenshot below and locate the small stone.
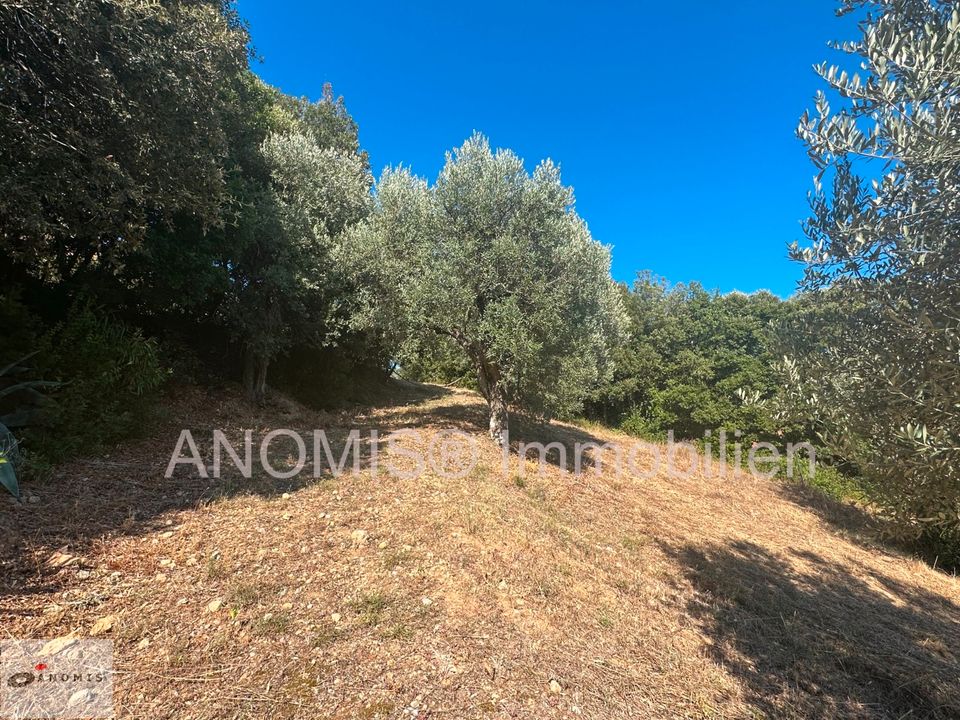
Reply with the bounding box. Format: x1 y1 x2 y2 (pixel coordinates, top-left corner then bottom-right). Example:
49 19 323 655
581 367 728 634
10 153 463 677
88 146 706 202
207 599 223 613
40 637 77 655
281 493 291 500
351 529 369 545
161 531 174 539
76 570 92 580
282 513 292 521
47 550 77 569
136 638 150 650
497 580 508 591
27 495 40 504
282 602 293 611
549 679 563 694
89 615 116 636
421 597 432 607
68 688 95 707
378 541 388 550
331 612 342 623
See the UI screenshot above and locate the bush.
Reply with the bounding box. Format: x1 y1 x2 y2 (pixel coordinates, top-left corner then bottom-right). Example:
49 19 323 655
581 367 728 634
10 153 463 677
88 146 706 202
25 304 169 464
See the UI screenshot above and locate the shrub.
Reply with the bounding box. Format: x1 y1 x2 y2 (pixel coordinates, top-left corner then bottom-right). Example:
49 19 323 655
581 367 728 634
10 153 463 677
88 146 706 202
25 304 169 464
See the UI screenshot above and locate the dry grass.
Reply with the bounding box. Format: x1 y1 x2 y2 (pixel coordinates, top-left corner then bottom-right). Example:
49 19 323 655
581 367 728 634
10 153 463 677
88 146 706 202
1 382 958 719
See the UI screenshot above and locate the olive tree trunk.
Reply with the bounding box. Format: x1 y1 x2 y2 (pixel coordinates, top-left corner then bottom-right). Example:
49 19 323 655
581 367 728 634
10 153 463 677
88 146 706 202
476 360 509 447
242 347 269 404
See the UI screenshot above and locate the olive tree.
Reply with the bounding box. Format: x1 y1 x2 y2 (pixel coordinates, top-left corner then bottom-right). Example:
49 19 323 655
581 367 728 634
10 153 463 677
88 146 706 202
790 0 960 546
349 134 626 445
226 123 372 402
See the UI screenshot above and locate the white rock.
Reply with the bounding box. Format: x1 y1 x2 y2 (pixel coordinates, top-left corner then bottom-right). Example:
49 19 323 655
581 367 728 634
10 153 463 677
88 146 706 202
68 689 95 707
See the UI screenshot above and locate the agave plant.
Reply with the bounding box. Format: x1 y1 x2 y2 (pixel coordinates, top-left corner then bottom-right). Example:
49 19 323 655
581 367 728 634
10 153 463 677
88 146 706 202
0 352 58 500
0 423 19 500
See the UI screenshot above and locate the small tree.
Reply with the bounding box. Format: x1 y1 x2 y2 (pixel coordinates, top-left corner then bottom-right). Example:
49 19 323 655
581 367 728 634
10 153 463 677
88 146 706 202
225 113 372 402
350 134 626 444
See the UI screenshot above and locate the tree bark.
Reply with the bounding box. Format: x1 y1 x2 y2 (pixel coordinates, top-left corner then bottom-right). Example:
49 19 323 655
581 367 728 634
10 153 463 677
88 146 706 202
476 360 509 447
487 380 509 447
242 347 269 404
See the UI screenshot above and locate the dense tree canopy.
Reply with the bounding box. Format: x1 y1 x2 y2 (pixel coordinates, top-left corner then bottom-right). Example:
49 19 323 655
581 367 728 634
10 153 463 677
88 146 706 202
0 0 249 278
587 273 787 440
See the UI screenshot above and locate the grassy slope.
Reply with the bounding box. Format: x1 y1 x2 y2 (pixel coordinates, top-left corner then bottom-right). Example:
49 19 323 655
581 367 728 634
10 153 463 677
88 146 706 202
2 382 958 719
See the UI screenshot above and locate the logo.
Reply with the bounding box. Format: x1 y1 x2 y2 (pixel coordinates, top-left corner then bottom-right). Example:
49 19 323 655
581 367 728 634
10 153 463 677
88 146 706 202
1 639 113 719
5 674 33 689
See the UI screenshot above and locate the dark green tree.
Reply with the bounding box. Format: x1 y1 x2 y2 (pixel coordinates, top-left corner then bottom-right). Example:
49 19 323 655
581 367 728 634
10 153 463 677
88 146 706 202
0 0 249 279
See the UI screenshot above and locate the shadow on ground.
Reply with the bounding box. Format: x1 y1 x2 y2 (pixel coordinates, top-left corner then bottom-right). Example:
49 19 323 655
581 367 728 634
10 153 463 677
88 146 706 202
663 539 960 719
0 380 619 605
0 381 453 602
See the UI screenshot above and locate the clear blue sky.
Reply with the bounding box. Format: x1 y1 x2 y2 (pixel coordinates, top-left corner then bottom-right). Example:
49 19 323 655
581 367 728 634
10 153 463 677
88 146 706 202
236 0 855 298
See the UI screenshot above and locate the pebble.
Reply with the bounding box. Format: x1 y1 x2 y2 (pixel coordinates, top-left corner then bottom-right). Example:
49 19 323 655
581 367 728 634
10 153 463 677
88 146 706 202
89 615 116 636
207 599 223 613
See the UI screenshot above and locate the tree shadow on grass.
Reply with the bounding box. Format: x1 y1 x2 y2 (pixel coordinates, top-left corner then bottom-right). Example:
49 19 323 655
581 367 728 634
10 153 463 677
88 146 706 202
377 398 614 474
663 539 960 719
0 383 418 604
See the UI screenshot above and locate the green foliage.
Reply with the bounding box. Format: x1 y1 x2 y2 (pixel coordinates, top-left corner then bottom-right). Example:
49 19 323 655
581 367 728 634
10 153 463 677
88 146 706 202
347 133 627 441
788 0 960 548
0 423 19 500
0 0 249 278
397 334 475 387
26 305 169 463
216 78 373 401
589 273 788 440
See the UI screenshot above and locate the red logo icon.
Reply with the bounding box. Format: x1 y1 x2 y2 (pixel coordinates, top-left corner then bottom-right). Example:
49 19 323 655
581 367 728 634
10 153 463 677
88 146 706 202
34 663 47 672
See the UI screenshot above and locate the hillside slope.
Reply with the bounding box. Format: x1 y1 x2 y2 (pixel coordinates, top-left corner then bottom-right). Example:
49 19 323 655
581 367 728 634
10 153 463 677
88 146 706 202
2 383 959 719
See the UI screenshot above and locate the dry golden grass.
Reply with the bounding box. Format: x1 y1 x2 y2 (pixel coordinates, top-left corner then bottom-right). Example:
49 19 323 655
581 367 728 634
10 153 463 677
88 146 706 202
2 382 958 719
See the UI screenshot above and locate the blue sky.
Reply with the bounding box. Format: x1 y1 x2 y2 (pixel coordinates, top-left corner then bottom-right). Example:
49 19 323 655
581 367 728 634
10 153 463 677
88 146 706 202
236 0 856 297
